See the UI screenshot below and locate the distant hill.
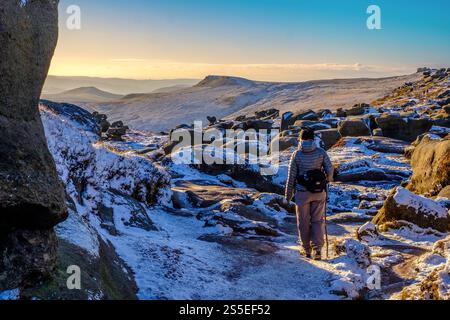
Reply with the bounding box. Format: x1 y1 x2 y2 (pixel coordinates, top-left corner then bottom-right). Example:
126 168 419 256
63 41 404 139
43 76 200 95
195 75 255 88
151 84 191 94
92 73 422 133
42 87 123 104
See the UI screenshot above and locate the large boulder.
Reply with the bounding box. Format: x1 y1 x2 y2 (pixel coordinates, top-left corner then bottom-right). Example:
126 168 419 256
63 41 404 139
276 136 299 151
212 120 235 131
373 187 450 232
0 229 58 289
338 120 371 137
356 136 409 154
255 108 279 119
280 110 318 131
92 111 110 133
345 103 370 116
41 100 101 135
280 112 294 132
206 116 217 125
164 127 196 155
293 110 319 121
444 106 450 115
334 158 408 182
432 114 450 128
356 222 379 242
0 0 67 290
438 186 450 199
317 129 342 150
330 137 411 182
172 181 255 208
293 120 331 131
317 109 332 118
336 108 347 118
219 201 277 226
106 126 129 141
233 119 273 131
254 193 295 214
230 165 284 195
334 239 372 269
408 136 450 196
322 118 339 128
376 114 433 142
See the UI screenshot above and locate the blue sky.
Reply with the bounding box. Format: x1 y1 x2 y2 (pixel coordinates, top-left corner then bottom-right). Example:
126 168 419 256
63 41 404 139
51 0 450 80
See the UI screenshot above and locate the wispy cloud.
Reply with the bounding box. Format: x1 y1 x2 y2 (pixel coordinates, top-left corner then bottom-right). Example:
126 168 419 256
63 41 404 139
137 61 415 80
109 58 148 62
199 63 411 73
107 59 410 73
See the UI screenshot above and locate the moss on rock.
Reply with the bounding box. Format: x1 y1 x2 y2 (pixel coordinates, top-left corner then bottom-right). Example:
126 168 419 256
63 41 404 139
21 238 138 300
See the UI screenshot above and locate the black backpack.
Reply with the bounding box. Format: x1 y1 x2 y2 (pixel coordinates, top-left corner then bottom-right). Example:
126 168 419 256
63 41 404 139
297 169 328 193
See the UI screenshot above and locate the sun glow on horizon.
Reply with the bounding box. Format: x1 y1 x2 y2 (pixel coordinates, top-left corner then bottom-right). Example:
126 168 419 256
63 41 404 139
48 57 417 82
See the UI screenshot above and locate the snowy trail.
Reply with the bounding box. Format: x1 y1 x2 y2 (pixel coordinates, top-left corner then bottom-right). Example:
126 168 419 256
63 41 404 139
226 246 340 300
98 205 349 300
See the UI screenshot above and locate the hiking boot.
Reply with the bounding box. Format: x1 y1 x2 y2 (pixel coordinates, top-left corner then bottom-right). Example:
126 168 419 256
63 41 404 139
302 248 312 259
313 250 322 261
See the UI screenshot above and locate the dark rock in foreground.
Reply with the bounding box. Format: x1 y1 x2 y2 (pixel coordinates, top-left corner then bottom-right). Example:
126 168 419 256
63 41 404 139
20 238 138 300
0 229 58 290
0 0 67 290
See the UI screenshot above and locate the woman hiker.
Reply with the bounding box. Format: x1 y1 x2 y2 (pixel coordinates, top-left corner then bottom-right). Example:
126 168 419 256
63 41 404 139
285 128 334 260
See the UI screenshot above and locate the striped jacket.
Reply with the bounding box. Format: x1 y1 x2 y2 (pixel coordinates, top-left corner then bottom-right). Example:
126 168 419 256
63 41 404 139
285 140 334 200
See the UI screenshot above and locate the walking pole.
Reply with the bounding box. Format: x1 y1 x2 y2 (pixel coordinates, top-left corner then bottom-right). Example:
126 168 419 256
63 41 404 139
324 183 329 259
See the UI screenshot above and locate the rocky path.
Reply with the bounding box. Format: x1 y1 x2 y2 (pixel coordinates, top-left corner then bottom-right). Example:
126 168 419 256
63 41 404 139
95 203 347 300
148 166 383 299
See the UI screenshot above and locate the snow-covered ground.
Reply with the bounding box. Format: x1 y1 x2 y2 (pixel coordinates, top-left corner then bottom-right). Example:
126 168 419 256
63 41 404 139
2 70 449 300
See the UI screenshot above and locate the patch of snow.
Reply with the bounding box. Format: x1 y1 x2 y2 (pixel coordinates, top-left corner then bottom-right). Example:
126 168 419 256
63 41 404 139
56 208 100 257
40 106 172 211
0 289 19 300
394 187 449 219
